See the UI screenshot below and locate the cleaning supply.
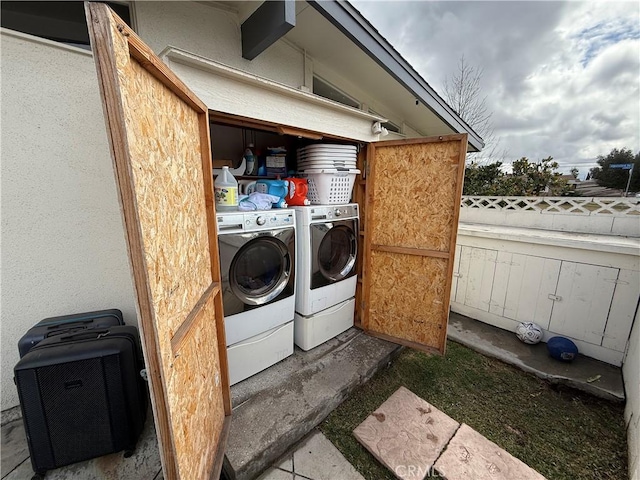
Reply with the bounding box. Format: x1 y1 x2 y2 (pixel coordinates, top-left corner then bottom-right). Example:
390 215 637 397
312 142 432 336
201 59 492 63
284 177 310 206
266 146 287 177
254 179 288 208
238 180 257 195
214 166 238 211
243 144 256 176
257 153 267 177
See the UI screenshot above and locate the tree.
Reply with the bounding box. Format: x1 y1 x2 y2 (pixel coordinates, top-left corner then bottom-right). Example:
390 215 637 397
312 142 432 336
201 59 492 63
463 161 509 195
463 157 570 196
570 167 579 179
589 148 640 192
510 157 569 196
443 56 507 164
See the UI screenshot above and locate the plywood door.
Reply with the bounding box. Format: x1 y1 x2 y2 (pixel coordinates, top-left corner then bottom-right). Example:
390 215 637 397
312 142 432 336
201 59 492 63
86 4 230 480
361 135 467 354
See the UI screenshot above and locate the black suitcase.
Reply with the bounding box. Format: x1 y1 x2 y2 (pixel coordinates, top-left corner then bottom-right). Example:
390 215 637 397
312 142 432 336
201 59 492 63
14 325 148 477
18 309 124 358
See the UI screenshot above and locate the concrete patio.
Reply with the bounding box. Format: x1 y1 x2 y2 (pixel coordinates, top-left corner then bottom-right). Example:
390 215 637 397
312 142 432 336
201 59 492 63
1 313 625 479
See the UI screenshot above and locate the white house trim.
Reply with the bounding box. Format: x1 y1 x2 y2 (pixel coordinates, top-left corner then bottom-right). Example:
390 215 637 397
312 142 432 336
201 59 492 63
161 46 385 142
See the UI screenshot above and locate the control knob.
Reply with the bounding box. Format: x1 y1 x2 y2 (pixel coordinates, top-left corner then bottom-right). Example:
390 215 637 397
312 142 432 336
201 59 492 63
256 216 266 226
334 208 342 217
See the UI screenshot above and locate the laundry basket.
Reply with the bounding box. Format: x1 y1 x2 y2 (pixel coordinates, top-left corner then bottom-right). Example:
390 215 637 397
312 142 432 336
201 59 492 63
300 168 360 205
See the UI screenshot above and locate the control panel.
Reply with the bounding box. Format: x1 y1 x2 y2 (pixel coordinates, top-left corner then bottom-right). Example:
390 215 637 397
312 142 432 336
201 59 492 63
308 203 359 221
216 210 295 232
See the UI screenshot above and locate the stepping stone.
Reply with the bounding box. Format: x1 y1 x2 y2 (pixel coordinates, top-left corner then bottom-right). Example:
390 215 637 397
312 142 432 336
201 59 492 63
293 430 364 480
353 386 459 480
434 423 546 480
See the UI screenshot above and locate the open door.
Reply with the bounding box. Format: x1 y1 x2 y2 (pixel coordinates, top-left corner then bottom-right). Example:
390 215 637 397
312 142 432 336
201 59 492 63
85 4 230 479
361 135 467 355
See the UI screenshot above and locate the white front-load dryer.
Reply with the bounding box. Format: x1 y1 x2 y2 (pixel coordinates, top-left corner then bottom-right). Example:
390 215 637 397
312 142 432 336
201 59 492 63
217 209 296 385
292 204 359 350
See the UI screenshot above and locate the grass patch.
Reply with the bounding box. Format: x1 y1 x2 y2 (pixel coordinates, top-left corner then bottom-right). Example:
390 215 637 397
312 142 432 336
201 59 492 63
319 341 627 480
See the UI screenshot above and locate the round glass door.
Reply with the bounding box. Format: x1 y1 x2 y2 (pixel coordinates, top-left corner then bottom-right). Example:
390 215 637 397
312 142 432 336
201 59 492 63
230 237 291 305
318 225 357 282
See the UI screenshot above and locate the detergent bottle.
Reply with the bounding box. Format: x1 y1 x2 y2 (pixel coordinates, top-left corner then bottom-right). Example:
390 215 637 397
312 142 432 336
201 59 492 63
284 178 311 206
214 166 238 211
255 179 288 208
244 143 256 176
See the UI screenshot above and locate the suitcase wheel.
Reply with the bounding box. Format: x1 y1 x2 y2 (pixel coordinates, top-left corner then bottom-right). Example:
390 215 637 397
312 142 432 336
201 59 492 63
124 449 134 458
31 473 45 480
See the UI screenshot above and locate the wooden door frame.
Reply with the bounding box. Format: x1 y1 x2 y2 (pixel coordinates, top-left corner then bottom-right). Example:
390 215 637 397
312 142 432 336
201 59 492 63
360 134 467 354
86 3 231 479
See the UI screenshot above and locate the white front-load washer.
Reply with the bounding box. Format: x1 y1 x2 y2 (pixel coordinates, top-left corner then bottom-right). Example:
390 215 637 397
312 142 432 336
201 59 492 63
292 204 359 350
217 209 296 385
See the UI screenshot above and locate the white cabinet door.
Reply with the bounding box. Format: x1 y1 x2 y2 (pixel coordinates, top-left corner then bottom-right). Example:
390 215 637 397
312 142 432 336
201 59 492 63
455 247 560 325
451 244 462 302
549 262 618 345
455 246 497 312
494 253 560 329
602 269 640 352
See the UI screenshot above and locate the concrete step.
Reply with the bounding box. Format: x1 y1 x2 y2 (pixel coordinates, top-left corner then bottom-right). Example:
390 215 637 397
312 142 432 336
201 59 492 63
226 328 402 480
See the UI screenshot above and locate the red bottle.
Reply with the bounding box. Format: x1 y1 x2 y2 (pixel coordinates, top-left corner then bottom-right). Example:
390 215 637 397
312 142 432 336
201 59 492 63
284 178 310 206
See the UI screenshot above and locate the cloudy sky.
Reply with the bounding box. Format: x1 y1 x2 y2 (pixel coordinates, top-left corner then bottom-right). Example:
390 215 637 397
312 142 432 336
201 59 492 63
351 1 640 178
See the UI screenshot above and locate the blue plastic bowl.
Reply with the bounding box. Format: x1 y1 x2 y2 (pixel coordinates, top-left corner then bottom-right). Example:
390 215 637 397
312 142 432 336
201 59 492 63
547 336 579 362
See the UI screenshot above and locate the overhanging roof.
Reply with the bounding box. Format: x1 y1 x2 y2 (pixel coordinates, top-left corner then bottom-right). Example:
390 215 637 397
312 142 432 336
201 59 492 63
215 0 484 152
307 1 483 152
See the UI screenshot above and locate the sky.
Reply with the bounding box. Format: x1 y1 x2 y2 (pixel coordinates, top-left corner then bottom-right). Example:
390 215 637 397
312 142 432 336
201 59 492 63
351 1 640 179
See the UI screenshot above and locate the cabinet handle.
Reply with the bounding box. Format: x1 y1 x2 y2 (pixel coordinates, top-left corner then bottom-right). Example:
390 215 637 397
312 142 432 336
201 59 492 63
548 294 562 301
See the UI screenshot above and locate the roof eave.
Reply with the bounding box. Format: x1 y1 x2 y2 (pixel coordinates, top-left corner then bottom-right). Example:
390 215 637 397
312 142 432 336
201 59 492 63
307 0 484 152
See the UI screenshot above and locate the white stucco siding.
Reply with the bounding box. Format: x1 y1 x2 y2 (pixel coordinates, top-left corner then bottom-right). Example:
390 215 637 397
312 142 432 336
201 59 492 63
164 51 380 143
133 1 305 89
624 309 640 480
0 31 137 411
313 61 415 136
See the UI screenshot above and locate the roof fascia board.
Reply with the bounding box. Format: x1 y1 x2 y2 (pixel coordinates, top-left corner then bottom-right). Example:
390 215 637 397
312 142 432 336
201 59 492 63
307 0 484 151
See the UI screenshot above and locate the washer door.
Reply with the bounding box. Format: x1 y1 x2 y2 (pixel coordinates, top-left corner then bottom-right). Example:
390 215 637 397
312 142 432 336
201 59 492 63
230 236 292 306
311 221 357 289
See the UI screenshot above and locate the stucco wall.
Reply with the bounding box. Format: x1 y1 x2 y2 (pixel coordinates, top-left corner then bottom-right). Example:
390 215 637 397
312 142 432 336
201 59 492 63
133 1 305 89
0 5 378 413
624 309 640 480
133 1 417 139
0 2 428 413
313 61 421 137
0 31 138 411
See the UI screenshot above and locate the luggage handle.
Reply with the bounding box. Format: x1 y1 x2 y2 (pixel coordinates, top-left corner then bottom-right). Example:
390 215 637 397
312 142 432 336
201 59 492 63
45 320 96 331
40 311 123 327
59 329 111 341
45 325 89 338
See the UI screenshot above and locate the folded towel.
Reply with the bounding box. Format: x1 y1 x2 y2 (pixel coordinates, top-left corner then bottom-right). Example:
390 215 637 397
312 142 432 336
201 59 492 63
238 192 282 211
